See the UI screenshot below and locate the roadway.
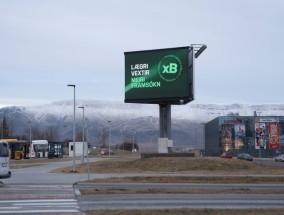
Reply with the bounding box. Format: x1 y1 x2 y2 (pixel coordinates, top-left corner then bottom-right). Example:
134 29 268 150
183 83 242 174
78 193 284 210
0 159 90 214
0 158 283 213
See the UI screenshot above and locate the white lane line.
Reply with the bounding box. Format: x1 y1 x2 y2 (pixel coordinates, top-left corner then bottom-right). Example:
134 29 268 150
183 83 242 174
13 202 78 206
0 207 21 209
0 199 77 203
0 209 79 214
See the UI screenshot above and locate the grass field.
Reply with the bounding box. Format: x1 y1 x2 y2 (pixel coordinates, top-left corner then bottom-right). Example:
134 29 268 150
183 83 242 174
85 209 284 215
51 156 284 175
11 154 284 215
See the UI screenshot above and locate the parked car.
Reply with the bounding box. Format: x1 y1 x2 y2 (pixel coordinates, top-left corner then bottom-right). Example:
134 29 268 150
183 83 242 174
220 152 233 159
275 154 284 162
237 153 253 161
100 149 114 155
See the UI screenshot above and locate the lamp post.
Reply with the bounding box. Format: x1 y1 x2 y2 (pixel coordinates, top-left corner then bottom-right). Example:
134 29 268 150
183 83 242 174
202 123 206 152
107 120 111 156
78 106 85 163
27 121 32 144
195 125 198 150
120 129 124 151
0 113 4 139
67 84 76 172
85 117 90 180
132 128 135 152
257 111 262 158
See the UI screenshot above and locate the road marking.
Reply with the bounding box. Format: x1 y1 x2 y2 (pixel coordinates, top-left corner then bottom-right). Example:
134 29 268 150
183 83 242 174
0 198 81 214
0 193 75 199
0 209 80 214
14 202 78 206
0 207 20 209
0 199 77 203
74 188 81 196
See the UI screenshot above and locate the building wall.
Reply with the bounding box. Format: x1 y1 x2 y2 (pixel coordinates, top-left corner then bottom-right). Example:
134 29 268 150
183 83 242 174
68 142 88 157
205 117 220 156
205 116 284 157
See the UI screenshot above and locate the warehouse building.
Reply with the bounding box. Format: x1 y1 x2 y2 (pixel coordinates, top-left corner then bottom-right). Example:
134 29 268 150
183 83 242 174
205 113 284 157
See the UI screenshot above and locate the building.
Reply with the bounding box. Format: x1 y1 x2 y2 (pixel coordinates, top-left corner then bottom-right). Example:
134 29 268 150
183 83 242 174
205 115 284 157
68 142 88 157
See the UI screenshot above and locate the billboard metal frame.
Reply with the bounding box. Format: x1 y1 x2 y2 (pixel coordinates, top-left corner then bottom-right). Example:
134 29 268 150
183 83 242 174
124 45 206 153
124 46 194 105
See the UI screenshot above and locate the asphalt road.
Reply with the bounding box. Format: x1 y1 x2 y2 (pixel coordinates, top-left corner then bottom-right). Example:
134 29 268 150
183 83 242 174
75 181 284 210
254 158 284 167
0 159 89 214
4 159 95 185
78 193 284 210
0 157 284 213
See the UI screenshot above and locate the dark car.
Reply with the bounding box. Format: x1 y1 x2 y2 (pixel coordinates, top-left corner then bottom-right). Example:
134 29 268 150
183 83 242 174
220 152 233 159
237 153 253 161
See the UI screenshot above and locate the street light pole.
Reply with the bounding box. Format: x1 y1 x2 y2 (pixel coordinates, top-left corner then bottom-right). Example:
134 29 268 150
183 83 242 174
0 114 3 139
132 128 135 152
78 106 85 163
195 125 198 150
67 84 76 172
27 121 32 144
107 120 111 156
85 118 90 180
257 111 262 158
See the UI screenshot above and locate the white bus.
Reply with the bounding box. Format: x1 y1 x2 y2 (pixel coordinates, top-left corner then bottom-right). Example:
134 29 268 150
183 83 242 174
30 140 48 158
0 141 11 179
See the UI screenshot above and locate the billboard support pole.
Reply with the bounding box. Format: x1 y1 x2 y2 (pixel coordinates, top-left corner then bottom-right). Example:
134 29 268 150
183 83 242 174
124 45 206 154
159 104 172 152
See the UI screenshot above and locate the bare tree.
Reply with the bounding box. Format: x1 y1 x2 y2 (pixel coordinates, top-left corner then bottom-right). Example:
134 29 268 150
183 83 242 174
44 126 59 142
98 126 108 148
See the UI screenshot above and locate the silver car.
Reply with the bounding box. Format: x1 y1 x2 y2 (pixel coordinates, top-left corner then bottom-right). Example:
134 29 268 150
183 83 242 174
237 153 253 161
275 154 284 162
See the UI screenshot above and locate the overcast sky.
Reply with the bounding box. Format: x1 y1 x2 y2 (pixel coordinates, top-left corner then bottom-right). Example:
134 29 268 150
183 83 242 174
0 0 283 108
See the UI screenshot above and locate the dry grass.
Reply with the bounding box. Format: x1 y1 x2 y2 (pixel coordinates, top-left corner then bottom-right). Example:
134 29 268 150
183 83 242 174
85 175 284 184
80 187 284 195
10 157 73 169
86 209 284 215
51 157 284 175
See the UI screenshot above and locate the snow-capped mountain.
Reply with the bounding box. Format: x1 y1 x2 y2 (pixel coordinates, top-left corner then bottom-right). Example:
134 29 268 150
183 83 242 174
1 100 284 151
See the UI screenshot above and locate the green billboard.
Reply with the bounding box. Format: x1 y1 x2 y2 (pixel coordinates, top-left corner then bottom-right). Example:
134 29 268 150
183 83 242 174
124 47 194 104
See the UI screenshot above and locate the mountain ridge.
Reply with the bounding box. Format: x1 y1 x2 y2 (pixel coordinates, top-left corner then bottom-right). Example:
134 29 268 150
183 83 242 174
1 100 284 151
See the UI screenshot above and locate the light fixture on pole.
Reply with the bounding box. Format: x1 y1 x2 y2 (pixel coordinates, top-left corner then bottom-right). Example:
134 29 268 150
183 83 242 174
67 84 76 172
78 106 85 163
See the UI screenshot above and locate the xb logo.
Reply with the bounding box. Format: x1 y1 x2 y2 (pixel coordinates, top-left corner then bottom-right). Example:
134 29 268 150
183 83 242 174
158 55 182 82
162 63 178 74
